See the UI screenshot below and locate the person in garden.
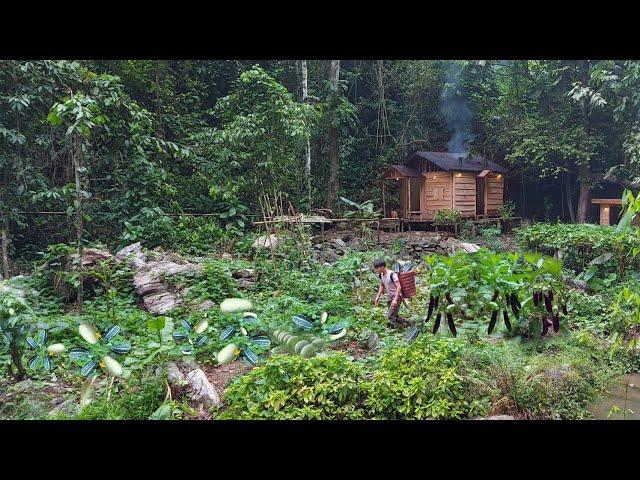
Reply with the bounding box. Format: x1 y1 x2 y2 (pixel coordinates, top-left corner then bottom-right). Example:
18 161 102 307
373 259 408 328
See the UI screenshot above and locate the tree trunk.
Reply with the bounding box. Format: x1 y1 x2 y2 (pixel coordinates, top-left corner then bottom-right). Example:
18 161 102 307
300 60 312 209
576 164 591 223
327 60 340 210
576 60 592 224
10 337 25 380
1 218 8 279
73 134 84 314
565 171 576 223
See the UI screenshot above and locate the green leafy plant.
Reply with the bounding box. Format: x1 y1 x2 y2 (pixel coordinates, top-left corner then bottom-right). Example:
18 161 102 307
25 330 66 372
498 199 516 219
218 353 368 419
365 335 489 419
434 208 462 227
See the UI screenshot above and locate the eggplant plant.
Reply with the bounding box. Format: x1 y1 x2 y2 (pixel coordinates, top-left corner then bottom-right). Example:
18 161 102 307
419 251 568 341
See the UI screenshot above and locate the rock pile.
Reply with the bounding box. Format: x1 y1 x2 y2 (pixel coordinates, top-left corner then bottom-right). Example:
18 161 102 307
116 243 202 315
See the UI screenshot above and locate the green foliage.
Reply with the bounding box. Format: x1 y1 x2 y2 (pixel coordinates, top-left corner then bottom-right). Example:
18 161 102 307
517 222 640 275
498 199 516 219
365 336 489 419
218 353 368 419
74 372 166 420
434 208 462 226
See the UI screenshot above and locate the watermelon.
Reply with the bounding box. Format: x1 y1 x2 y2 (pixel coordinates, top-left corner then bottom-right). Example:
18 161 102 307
219 325 235 340
81 361 97 377
405 325 420 342
293 314 314 330
242 347 259 365
250 336 271 347
104 325 120 342
109 343 131 355
327 323 344 335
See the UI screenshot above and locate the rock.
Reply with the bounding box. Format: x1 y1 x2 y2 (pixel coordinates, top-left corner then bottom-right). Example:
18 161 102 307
331 238 347 250
186 369 221 408
197 300 215 311
13 379 36 393
132 259 202 315
459 242 481 253
363 330 379 350
48 399 80 417
252 234 279 250
221 253 233 260
164 362 187 386
236 278 255 290
69 248 114 268
115 242 147 269
483 415 515 420
323 249 341 263
232 268 256 279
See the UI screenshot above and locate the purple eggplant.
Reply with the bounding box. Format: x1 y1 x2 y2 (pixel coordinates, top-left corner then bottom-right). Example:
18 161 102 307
433 312 442 334
561 303 568 316
544 292 553 313
446 312 457 337
533 291 540 307
503 310 512 331
488 310 498 334
552 313 559 333
541 315 549 336
548 290 554 302
426 296 435 322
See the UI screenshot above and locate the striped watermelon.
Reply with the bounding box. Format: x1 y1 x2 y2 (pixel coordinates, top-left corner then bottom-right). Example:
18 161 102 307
327 323 344 335
36 330 47 345
104 325 120 342
293 315 314 330
250 336 271 347
181 320 193 331
219 325 235 340
242 346 259 365
109 343 131 355
26 337 39 349
81 361 97 377
405 325 420 342
172 331 189 340
69 347 90 360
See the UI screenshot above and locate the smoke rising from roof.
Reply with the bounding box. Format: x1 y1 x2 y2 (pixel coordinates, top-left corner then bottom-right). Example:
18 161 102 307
440 61 474 155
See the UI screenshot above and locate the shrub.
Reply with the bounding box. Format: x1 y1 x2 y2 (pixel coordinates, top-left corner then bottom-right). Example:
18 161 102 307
364 336 490 419
218 353 368 419
516 223 640 274
434 208 462 227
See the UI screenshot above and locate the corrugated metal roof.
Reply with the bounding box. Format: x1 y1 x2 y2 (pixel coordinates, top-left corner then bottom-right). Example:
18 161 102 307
407 151 508 174
385 164 422 178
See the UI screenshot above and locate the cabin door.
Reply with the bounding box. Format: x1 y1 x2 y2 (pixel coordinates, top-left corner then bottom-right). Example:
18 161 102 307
409 178 421 217
476 177 486 216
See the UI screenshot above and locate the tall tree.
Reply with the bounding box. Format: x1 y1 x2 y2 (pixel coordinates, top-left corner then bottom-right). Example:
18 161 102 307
327 60 340 210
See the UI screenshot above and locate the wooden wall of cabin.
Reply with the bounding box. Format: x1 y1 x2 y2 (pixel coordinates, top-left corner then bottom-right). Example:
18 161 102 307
485 173 504 215
423 172 453 220
452 172 476 218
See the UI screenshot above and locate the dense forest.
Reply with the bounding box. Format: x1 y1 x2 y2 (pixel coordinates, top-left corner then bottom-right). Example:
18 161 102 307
2 60 640 272
2 60 640 421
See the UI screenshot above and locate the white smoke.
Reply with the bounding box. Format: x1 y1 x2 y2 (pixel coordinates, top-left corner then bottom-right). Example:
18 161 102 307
440 61 474 154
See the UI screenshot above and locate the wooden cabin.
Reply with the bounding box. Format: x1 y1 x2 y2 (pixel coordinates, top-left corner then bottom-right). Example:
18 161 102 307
381 151 508 221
